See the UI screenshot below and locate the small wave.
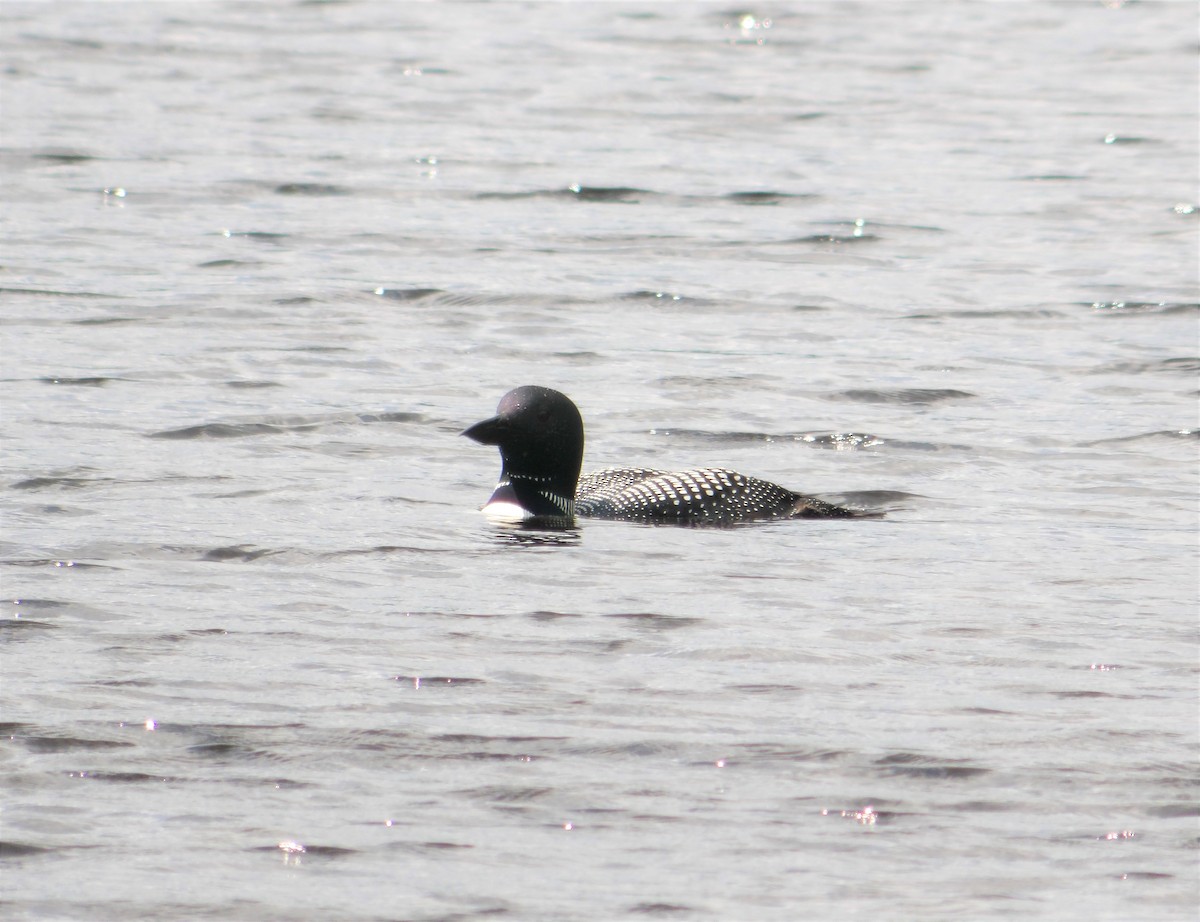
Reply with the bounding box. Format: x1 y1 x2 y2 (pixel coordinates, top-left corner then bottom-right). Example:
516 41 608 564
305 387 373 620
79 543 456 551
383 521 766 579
372 288 590 308
392 675 486 687
903 308 1065 320
1147 803 1200 819
148 422 303 439
374 286 444 301
38 376 120 387
0 286 115 299
4 598 114 620
605 612 703 630
648 428 887 449
726 683 806 694
218 230 289 242
0 559 112 570
22 736 134 753
384 841 475 853
803 432 888 449
1088 300 1199 314
0 619 56 635
828 388 975 405
361 411 424 424
1099 134 1156 145
1017 173 1086 181
435 733 565 745
322 545 451 559
197 259 261 269
224 380 283 389
33 150 94 164
11 475 100 490
1080 429 1198 447
475 185 819 206
723 190 815 205
629 902 695 915
200 545 279 563
784 233 881 244
149 410 426 441
186 741 267 760
565 184 649 202
875 752 989 779
273 182 350 196
457 785 552 803
619 290 718 306
249 843 357 858
736 743 851 762
369 286 737 310
1090 357 1200 375
74 771 189 784
479 184 653 203
1051 690 1139 700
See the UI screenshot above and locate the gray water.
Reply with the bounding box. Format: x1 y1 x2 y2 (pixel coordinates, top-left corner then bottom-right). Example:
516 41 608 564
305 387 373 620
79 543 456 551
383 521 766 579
2 2 1198 920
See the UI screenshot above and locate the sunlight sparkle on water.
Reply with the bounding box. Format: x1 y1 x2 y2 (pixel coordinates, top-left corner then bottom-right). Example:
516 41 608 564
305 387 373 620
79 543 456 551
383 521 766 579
822 805 878 825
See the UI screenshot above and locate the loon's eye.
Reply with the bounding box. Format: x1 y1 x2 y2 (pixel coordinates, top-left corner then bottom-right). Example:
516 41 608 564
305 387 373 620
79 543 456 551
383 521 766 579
536 407 551 423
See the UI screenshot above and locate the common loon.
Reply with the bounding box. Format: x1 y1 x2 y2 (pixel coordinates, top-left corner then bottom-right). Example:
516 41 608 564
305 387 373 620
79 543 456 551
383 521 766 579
463 386 861 525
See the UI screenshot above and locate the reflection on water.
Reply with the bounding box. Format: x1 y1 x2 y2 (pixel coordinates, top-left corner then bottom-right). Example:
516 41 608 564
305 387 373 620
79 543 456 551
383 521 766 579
485 521 583 548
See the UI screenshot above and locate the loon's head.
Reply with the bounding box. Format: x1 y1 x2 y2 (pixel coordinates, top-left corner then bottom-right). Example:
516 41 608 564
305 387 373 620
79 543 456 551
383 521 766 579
462 386 585 518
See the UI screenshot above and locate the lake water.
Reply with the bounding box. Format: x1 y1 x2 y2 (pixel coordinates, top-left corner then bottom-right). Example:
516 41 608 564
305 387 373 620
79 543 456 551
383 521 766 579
2 2 1197 920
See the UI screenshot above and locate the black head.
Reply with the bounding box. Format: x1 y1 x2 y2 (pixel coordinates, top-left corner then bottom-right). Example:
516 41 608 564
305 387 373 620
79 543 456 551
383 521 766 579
462 386 585 504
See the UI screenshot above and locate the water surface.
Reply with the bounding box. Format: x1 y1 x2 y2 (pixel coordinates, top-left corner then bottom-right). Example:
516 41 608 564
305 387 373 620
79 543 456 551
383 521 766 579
2 3 1197 920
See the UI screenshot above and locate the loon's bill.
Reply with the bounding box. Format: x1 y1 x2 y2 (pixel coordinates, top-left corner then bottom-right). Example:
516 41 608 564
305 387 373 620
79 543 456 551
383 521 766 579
463 385 865 525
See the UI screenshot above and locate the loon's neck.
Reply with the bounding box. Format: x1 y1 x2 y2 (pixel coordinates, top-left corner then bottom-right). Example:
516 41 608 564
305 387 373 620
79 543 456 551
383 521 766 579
484 468 576 520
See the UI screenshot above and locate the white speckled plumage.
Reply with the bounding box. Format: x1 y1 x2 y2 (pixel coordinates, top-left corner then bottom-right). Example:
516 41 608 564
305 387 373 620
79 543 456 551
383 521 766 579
575 467 851 523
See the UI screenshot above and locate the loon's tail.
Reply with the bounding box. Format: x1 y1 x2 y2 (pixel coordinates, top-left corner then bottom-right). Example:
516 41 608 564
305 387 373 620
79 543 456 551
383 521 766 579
790 496 874 518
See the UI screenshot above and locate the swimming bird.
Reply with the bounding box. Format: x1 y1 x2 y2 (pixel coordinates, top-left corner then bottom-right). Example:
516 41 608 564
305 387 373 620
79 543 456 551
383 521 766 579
463 386 861 525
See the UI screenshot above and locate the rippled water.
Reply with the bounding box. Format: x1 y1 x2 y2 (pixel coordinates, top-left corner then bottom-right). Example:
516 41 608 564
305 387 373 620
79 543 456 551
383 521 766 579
2 3 1198 920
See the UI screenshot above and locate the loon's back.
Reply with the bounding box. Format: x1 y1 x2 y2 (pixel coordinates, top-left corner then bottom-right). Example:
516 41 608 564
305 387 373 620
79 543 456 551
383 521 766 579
463 385 864 525
576 466 857 524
